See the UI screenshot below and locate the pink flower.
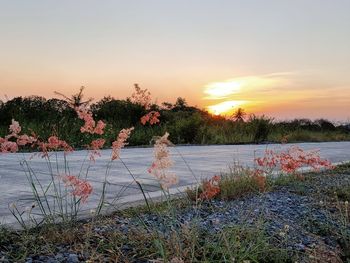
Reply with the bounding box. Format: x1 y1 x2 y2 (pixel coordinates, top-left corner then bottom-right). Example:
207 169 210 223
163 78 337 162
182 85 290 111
9 119 21 135
199 175 221 200
140 111 160 125
75 106 106 135
130 84 162 126
61 175 93 203
0 140 18 153
89 138 106 161
94 120 106 135
148 132 178 190
16 134 36 146
38 136 73 157
111 127 134 160
131 84 152 110
255 146 334 176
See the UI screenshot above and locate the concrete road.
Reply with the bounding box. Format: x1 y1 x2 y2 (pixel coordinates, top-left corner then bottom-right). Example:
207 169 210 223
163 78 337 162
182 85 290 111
1 141 350 225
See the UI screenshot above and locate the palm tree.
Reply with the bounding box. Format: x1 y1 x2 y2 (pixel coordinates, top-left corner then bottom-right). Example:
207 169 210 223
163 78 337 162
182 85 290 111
54 86 93 108
231 107 246 122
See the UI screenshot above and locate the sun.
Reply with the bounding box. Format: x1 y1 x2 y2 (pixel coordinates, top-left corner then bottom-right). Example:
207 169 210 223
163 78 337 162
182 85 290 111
203 80 242 99
207 100 246 116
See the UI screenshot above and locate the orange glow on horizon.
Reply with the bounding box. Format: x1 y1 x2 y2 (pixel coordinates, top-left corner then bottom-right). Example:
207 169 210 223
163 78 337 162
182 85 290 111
207 100 247 116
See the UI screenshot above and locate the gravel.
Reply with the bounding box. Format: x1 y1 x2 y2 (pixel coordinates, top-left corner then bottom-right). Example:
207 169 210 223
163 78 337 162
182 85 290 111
7 169 350 262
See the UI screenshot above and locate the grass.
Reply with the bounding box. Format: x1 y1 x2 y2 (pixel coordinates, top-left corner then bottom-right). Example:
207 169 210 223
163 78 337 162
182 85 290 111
1 163 350 262
219 166 265 200
0 216 290 262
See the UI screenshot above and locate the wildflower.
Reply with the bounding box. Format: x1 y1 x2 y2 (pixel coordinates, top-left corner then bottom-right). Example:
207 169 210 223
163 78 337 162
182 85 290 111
89 138 106 161
1 140 18 153
199 175 221 200
61 174 93 203
131 83 152 109
16 134 36 146
255 146 333 177
111 127 134 160
94 120 106 135
140 111 160 125
38 136 73 157
9 119 21 135
130 84 162 126
148 132 178 190
252 172 267 192
75 106 106 135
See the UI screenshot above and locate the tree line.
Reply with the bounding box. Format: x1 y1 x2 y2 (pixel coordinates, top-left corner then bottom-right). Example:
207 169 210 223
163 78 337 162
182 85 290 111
1 91 349 147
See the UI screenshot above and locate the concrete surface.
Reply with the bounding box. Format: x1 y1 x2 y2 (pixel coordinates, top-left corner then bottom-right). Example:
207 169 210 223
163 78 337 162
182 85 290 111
1 141 350 225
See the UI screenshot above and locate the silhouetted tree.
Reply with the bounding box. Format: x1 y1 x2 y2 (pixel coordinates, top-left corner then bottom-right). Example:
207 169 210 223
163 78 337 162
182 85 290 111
315 119 336 131
231 108 246 122
91 96 145 126
174 97 187 110
161 102 174 110
55 86 93 108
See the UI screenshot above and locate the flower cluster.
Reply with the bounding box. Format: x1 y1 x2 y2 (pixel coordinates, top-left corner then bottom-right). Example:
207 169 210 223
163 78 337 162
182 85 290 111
255 146 334 176
0 119 36 153
0 140 18 153
61 174 93 203
130 83 152 109
148 132 178 190
38 136 73 157
75 106 106 135
140 111 160 125
199 175 221 200
130 84 161 126
9 119 21 135
252 169 267 192
89 138 106 161
111 127 134 160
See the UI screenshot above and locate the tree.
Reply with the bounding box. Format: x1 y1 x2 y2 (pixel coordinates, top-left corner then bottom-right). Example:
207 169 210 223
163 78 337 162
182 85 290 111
231 108 246 122
161 102 174 110
54 86 93 108
174 97 187 110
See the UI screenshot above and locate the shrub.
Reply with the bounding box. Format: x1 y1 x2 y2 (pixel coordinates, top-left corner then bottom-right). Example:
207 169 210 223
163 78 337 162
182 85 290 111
248 115 273 143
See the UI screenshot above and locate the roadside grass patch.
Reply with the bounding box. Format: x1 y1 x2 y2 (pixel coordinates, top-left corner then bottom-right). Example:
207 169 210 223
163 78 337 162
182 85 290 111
219 170 266 200
0 217 293 263
326 186 350 202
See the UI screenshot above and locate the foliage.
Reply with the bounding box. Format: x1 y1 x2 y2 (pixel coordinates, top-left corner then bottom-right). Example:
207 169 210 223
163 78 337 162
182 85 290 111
0 93 349 147
189 146 334 202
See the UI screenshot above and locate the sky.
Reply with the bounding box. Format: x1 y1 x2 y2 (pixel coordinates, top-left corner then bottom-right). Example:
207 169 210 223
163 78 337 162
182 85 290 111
0 0 349 120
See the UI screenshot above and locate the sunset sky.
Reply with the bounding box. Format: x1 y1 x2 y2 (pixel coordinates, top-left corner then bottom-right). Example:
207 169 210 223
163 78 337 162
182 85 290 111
0 1 349 120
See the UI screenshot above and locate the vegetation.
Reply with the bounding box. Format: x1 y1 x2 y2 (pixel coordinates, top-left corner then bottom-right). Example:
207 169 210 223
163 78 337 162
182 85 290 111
1 87 349 262
0 89 349 148
1 163 349 262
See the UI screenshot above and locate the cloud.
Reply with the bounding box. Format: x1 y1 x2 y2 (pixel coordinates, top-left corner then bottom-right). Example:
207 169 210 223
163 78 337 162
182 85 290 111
203 80 241 100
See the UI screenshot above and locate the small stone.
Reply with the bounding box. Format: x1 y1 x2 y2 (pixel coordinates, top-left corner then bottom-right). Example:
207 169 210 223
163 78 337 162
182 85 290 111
68 253 79 263
55 253 64 260
296 243 305 251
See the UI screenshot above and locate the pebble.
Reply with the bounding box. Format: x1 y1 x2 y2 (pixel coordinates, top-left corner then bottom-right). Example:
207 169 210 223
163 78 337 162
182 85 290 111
9 171 350 262
67 253 79 263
